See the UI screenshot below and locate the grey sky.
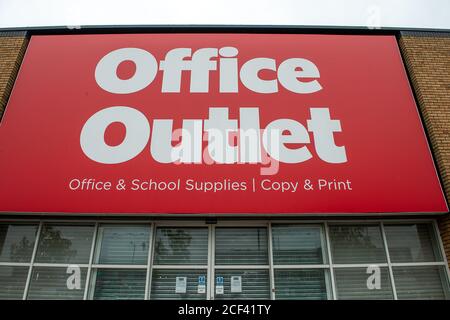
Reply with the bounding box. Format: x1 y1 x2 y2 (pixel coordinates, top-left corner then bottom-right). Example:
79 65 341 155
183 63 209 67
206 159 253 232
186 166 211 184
0 0 449 30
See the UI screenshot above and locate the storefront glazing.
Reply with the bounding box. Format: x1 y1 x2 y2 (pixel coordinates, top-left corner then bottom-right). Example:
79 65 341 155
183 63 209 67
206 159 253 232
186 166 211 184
1 219 449 300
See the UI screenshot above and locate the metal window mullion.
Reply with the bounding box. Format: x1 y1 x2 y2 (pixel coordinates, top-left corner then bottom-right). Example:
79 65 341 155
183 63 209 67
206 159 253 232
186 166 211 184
390 262 447 267
83 222 98 300
213 265 270 269
272 264 330 269
151 265 208 269
92 225 103 266
210 225 216 300
88 222 104 300
332 263 389 268
32 263 90 268
206 224 213 301
89 267 98 300
324 222 337 300
268 222 275 300
22 221 43 300
381 222 398 300
318 223 332 300
145 223 154 300
0 262 31 267
90 264 148 269
147 223 158 300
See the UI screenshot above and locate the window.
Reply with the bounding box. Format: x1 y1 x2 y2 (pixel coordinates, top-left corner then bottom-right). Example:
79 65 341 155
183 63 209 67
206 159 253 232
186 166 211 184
151 269 207 300
27 267 87 300
393 266 450 299
0 223 38 299
0 220 448 300
274 269 328 300
0 224 38 262
150 227 208 300
329 224 393 299
28 223 94 300
214 269 270 300
334 267 393 299
272 225 330 300
214 227 270 299
385 223 450 300
96 224 150 265
0 266 29 299
329 224 387 264
90 224 150 300
272 225 325 265
153 227 208 265
385 223 442 263
35 224 93 264
92 269 146 300
215 227 268 265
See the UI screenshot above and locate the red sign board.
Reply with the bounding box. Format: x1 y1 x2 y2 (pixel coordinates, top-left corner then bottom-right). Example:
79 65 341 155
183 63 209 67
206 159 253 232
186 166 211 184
0 34 447 214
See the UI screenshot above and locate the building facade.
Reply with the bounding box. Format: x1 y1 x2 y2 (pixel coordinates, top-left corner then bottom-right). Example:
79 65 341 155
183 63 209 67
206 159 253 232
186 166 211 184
0 29 449 300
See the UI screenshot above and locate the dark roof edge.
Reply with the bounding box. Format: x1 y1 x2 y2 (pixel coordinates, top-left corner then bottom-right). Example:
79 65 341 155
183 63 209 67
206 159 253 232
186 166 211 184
0 31 28 37
0 24 449 36
400 30 450 37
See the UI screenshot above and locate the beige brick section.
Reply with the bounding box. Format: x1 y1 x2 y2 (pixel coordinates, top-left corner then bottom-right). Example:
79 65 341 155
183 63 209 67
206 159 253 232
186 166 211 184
399 32 450 266
0 33 29 121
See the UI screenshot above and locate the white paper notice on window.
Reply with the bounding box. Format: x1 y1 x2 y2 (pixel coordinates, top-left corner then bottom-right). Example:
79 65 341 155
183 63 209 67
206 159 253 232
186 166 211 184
198 275 206 294
230 276 242 293
175 276 187 294
216 276 224 295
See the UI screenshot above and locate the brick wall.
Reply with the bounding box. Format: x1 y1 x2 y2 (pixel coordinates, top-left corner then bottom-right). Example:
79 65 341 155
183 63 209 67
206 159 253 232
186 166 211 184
0 31 28 121
399 32 450 266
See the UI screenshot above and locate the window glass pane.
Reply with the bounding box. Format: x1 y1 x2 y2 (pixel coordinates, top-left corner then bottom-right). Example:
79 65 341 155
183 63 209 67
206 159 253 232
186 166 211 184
334 267 393 299
329 225 386 263
385 224 442 263
154 228 208 265
27 267 86 300
393 266 450 300
35 224 94 264
151 269 207 300
0 224 38 262
0 266 28 299
274 269 329 300
214 269 270 300
215 228 268 265
96 225 150 265
272 225 325 265
92 269 146 300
